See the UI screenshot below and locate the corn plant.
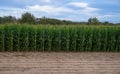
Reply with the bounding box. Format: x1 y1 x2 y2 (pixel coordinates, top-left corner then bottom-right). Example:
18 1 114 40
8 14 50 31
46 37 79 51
0 26 4 51
0 25 120 52
19 26 28 51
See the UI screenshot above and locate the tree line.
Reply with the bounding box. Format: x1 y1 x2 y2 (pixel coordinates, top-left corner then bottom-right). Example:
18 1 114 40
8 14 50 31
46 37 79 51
0 12 119 25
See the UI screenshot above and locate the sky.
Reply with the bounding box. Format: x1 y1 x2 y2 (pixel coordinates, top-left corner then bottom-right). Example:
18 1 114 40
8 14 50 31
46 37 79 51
0 0 120 23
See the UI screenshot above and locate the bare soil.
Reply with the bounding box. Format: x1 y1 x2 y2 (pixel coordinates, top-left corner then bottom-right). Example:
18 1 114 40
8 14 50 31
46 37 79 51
0 52 120 74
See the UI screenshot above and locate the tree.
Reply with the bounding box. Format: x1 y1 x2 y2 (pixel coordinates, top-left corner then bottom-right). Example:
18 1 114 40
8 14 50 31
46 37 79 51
37 17 65 25
0 16 16 23
88 17 100 25
103 21 109 25
21 12 35 24
0 17 2 24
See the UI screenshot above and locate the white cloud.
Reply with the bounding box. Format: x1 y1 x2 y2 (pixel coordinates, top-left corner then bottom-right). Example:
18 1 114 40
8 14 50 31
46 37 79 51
69 2 88 8
16 0 53 4
0 0 119 23
0 7 27 17
96 14 120 23
27 5 73 13
97 14 113 19
0 1 100 18
0 4 75 18
44 0 51 3
68 2 99 13
0 3 99 19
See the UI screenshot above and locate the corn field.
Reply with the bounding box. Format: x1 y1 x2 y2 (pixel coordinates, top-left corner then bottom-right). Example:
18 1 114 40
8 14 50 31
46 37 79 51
0 25 120 52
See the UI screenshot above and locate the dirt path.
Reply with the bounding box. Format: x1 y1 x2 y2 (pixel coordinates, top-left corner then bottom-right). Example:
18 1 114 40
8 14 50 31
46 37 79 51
0 52 120 74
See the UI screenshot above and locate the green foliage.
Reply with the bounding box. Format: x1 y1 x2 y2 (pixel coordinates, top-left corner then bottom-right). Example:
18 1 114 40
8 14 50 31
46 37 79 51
44 27 52 51
88 17 100 25
115 27 120 52
0 16 16 24
76 27 85 51
51 27 61 51
28 26 36 51
0 26 4 51
36 27 44 51
61 27 69 51
0 12 119 25
19 26 29 51
21 12 35 24
69 27 77 51
12 25 20 51
4 26 13 51
84 28 93 51
0 25 120 52
92 28 101 51
100 28 108 52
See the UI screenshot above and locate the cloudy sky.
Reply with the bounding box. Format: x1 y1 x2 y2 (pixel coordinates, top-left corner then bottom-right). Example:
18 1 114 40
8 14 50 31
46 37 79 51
0 0 120 23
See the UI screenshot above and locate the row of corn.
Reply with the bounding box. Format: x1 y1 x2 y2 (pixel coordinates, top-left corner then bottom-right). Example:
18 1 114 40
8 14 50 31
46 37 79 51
0 25 120 52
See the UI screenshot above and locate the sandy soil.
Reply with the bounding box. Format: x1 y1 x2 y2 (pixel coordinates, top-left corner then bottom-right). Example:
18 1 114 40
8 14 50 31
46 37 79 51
0 52 120 74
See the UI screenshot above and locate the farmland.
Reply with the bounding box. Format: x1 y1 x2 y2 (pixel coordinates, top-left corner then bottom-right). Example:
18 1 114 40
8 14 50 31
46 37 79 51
0 24 120 52
0 52 120 74
0 24 120 74
0 0 120 73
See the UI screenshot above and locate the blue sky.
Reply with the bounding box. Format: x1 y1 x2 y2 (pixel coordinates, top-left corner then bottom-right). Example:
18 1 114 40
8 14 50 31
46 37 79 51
0 0 120 23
